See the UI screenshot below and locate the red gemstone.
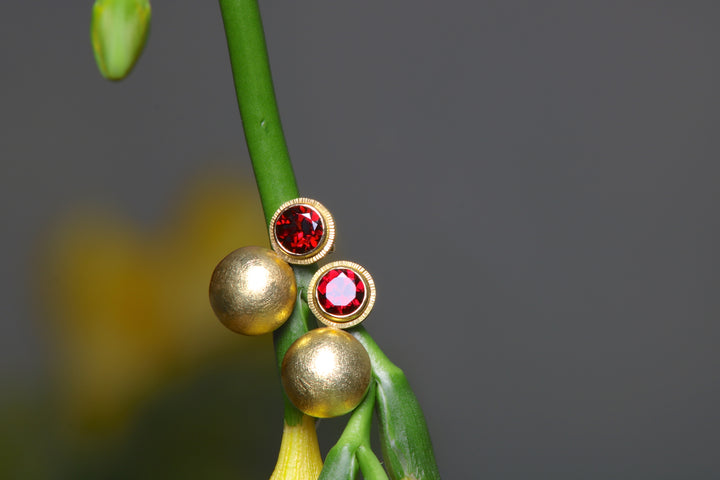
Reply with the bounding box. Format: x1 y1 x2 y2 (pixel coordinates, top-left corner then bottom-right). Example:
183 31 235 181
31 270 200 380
317 268 366 317
275 204 324 255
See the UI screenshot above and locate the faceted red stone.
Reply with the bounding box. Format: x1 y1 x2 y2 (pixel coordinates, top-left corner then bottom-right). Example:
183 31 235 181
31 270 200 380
317 268 366 317
274 204 324 255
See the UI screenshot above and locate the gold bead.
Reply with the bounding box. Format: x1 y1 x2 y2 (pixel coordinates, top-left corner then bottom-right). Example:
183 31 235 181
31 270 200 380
281 328 372 418
209 246 296 335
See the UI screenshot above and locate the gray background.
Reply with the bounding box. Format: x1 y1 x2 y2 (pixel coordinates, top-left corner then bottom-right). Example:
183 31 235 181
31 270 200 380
2 1 719 478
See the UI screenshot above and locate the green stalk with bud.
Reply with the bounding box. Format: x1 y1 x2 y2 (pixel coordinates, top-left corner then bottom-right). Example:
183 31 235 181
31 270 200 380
90 0 441 478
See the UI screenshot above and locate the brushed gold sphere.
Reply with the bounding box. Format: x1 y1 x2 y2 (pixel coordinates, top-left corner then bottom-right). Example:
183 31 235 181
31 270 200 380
281 328 372 418
209 246 296 335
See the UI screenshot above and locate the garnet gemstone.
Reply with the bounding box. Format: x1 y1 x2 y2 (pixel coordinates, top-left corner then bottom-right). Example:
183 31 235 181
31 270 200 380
274 204 324 255
316 268 366 317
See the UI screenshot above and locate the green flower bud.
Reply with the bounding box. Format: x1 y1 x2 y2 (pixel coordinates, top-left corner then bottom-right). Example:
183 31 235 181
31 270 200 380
90 0 151 81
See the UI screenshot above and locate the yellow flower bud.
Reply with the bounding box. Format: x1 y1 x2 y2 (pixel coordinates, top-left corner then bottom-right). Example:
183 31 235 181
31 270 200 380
90 0 151 81
270 415 323 480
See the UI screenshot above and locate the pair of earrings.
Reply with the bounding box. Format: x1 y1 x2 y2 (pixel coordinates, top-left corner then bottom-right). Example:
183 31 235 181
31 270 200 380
269 197 376 329
209 198 375 418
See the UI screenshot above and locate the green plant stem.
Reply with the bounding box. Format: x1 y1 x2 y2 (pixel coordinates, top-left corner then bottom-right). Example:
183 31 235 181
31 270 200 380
356 445 389 480
218 0 299 224
219 0 310 427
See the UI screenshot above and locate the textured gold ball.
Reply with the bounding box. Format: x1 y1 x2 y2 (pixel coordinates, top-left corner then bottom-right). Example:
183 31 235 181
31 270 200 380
281 328 372 418
209 246 296 335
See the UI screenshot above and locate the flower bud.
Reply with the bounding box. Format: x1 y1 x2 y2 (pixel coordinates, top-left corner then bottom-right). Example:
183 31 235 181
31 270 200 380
91 0 151 81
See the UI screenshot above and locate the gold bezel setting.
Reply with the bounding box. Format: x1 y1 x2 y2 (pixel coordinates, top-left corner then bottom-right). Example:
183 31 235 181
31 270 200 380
308 261 376 329
269 197 336 265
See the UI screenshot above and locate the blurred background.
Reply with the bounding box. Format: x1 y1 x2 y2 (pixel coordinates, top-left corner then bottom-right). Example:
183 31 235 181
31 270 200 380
2 1 719 478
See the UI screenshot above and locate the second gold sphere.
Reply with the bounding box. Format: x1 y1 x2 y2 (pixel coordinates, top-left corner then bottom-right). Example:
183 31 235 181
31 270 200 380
281 328 372 418
209 246 296 335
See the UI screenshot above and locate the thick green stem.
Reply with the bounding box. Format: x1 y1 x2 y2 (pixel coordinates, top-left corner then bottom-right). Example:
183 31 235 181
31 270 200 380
219 0 299 224
219 0 310 426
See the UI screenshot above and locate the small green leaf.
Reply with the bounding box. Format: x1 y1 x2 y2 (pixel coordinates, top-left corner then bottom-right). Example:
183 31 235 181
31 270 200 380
352 327 441 480
318 444 359 480
320 382 387 480
91 0 151 81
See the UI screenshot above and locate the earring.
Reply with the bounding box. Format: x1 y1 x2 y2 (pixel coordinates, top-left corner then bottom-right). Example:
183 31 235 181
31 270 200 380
281 327 372 418
269 197 335 264
307 261 376 329
209 246 296 335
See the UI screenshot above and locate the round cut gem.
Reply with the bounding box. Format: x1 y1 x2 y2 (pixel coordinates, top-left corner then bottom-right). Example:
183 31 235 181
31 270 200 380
274 204 324 255
317 268 366 317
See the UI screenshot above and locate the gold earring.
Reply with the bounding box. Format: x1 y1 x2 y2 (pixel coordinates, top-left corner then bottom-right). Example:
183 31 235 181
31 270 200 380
281 327 372 418
209 246 296 335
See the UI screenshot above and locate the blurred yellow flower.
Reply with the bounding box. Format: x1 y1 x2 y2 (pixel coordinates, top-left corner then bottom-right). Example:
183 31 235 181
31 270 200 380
37 169 270 434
